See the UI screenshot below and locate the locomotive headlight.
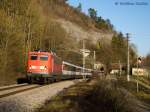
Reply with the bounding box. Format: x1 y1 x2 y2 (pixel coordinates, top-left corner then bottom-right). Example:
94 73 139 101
44 66 47 70
40 66 47 70
40 66 45 69
29 66 37 69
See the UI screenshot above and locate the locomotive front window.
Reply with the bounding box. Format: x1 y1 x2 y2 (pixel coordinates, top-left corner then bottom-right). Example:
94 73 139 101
30 55 38 60
40 55 48 61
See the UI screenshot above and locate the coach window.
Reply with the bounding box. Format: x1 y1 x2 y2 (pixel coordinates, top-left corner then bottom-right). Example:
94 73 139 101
40 55 48 61
30 55 38 60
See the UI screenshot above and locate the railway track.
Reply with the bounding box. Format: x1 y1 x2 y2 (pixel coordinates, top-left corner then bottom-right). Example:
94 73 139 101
0 83 29 91
0 84 44 99
0 80 83 99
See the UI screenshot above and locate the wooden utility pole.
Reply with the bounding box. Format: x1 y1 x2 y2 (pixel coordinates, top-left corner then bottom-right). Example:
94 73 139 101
82 40 85 79
126 33 130 81
136 56 139 92
93 51 96 69
119 60 122 76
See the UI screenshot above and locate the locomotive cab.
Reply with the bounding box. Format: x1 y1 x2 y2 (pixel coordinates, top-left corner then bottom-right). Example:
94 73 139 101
26 50 63 84
27 51 52 83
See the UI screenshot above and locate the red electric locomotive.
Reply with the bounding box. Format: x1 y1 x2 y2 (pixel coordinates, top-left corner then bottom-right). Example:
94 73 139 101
26 50 62 83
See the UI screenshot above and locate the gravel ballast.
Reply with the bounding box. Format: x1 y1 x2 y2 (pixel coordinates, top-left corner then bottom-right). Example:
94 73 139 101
0 80 78 112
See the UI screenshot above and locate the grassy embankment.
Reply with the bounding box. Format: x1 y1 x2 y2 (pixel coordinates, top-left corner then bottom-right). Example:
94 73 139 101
133 76 150 86
117 76 150 105
38 77 149 112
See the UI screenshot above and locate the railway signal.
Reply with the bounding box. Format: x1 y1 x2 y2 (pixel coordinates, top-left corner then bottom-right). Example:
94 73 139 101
80 49 90 57
138 57 142 64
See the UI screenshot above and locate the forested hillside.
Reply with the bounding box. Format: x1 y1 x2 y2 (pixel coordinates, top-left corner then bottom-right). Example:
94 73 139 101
0 0 136 85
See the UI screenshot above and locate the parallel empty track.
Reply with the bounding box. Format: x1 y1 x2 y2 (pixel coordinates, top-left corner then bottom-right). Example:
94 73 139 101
0 84 44 98
0 83 29 91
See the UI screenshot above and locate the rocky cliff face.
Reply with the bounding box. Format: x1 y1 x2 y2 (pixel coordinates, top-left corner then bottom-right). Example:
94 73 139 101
56 19 113 44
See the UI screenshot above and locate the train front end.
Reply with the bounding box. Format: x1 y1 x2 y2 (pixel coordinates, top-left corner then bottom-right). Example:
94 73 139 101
27 51 52 83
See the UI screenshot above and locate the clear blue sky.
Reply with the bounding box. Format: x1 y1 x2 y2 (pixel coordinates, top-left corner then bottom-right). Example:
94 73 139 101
68 0 150 56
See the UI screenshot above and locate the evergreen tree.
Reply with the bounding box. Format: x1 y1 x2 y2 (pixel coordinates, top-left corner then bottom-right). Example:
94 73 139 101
88 8 97 20
77 3 82 12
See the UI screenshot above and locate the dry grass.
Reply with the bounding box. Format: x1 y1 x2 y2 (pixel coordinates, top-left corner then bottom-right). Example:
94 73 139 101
38 79 142 112
117 76 150 105
136 76 150 86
